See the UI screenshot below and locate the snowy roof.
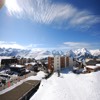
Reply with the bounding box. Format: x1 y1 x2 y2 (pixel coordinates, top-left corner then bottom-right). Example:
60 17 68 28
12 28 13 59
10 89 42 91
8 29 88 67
10 64 24 68
96 59 100 61
85 58 93 62
96 64 100 67
35 55 50 60
26 71 47 81
86 65 98 69
45 62 48 64
25 62 36 66
0 56 12 59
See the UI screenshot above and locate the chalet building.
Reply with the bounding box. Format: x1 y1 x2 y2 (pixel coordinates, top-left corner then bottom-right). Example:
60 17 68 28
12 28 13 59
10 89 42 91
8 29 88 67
10 64 26 76
1 58 18 65
96 64 100 70
85 58 100 65
25 62 36 70
48 56 74 71
85 64 100 73
17 58 34 65
1 58 18 69
84 59 100 73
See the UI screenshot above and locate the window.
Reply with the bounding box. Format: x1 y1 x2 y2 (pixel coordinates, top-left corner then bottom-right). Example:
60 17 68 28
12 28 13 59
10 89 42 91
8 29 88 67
57 63 59 65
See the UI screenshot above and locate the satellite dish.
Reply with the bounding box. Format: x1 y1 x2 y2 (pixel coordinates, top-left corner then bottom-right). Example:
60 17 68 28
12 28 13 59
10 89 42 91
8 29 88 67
0 0 5 9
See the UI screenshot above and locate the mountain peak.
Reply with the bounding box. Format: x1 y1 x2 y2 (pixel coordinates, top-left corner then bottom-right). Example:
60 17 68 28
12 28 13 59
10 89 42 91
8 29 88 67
0 47 99 59
81 48 90 53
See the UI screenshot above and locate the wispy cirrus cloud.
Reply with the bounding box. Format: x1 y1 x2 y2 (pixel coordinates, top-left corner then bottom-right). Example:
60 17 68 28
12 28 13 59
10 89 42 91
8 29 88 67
5 0 100 29
59 42 100 50
69 11 100 28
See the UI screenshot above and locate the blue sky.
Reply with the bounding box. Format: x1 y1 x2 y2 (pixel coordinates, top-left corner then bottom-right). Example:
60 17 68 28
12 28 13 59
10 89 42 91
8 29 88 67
0 0 100 50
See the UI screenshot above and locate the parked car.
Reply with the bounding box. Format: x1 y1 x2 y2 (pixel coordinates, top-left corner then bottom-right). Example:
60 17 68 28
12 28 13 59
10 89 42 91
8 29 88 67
6 71 14 75
0 74 11 79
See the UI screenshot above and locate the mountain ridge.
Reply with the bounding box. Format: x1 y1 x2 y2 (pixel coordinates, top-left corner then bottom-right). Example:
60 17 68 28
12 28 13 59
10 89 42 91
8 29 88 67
0 47 100 59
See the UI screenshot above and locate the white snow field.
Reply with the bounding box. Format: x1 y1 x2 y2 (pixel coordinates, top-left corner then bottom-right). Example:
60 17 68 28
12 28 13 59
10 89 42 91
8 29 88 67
26 71 47 81
30 70 100 100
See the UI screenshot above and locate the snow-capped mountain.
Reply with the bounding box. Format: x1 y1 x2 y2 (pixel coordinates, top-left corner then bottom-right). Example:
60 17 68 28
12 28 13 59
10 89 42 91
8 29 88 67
0 48 30 57
66 50 75 57
74 48 91 56
0 47 100 59
0 48 52 59
73 48 92 59
90 49 100 57
52 50 64 56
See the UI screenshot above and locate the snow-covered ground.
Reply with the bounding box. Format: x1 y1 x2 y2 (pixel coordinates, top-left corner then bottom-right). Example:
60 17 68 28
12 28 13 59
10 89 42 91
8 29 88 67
90 49 100 57
30 70 100 100
26 71 47 81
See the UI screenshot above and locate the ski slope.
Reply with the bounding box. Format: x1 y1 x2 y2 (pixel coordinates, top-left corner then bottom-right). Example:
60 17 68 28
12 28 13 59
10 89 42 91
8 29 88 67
30 70 100 100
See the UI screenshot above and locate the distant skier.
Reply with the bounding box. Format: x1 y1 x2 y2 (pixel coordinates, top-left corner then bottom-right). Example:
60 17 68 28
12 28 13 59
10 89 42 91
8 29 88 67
57 70 60 77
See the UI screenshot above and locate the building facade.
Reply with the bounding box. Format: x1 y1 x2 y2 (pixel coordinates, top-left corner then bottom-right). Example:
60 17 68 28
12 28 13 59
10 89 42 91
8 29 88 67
1 58 18 68
10 64 26 76
48 56 74 71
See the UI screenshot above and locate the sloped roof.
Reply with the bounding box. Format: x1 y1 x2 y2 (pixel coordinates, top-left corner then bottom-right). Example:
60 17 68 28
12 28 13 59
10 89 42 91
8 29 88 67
0 80 40 100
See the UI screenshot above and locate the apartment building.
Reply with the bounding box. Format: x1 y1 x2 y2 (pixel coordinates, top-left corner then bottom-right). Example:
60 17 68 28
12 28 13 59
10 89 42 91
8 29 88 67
48 56 74 71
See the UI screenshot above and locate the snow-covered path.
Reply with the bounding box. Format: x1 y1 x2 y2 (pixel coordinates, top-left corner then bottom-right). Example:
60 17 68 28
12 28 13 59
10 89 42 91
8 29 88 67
30 70 100 100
